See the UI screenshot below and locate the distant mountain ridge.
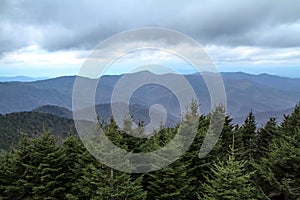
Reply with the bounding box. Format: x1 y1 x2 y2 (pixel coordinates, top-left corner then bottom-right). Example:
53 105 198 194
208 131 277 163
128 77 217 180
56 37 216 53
0 76 48 82
221 72 300 91
0 71 299 125
34 103 179 127
33 105 73 119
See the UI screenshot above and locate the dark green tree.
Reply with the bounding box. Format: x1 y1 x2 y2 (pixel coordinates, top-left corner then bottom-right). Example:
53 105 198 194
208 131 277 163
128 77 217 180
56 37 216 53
255 117 278 159
146 100 199 199
146 160 193 200
0 130 64 199
26 130 64 199
201 140 259 200
236 111 257 160
95 167 146 200
219 116 236 158
60 134 95 199
70 162 146 200
0 148 25 199
257 103 300 199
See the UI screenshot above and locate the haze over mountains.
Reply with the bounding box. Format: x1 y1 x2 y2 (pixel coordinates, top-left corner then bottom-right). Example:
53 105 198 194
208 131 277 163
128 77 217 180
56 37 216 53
0 76 47 82
0 71 299 125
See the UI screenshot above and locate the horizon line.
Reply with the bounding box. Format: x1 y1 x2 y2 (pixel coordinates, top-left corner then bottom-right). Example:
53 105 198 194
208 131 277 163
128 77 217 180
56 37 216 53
0 70 300 82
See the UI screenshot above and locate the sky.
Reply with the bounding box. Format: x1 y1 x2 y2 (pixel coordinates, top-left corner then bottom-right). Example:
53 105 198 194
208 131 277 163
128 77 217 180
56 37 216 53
0 0 300 78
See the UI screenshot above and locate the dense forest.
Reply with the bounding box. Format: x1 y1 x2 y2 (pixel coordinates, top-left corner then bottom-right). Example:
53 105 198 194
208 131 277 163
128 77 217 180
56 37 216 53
0 112 75 152
0 103 299 199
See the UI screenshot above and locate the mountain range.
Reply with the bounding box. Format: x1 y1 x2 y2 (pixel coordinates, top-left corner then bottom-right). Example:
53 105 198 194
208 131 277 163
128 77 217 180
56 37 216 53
0 71 299 125
0 76 47 82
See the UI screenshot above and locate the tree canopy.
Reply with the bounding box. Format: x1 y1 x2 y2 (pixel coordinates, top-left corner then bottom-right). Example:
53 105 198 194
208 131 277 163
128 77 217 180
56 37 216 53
0 103 300 199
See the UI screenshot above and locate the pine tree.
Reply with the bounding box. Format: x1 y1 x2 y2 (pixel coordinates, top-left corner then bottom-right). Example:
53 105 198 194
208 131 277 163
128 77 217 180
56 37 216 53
255 117 278 159
0 130 64 199
70 162 147 200
0 133 46 199
95 167 146 200
236 111 257 160
146 159 193 200
257 103 300 199
27 130 65 199
219 116 235 158
69 115 147 199
201 139 258 200
60 134 96 199
281 102 300 134
31 148 64 199
0 148 26 199
180 102 210 198
146 101 199 199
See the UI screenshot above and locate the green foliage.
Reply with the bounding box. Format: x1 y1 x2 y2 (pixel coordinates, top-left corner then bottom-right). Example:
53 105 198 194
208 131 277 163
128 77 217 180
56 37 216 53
144 100 199 199
0 130 63 199
256 103 300 199
68 163 147 200
236 111 257 160
146 160 193 200
0 103 300 199
0 111 75 151
255 117 278 159
201 153 258 200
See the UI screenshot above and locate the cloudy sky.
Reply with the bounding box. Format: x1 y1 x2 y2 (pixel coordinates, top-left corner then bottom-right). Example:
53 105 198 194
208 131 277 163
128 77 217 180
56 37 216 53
0 0 300 77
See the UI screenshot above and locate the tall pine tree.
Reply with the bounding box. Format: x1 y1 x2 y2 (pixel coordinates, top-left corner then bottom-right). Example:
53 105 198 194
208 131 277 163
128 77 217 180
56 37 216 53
201 137 259 200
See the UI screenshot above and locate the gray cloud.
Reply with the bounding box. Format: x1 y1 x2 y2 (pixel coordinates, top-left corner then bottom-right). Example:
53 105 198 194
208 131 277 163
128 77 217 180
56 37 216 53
0 0 300 55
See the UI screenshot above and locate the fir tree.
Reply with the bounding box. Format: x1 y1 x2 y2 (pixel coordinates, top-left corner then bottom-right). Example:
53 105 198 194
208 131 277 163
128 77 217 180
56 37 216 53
0 148 26 199
257 104 300 199
146 100 199 199
146 159 193 200
70 163 146 200
219 115 235 158
236 111 257 160
26 130 64 199
0 130 64 199
201 138 258 200
95 167 146 200
60 134 95 199
255 117 278 159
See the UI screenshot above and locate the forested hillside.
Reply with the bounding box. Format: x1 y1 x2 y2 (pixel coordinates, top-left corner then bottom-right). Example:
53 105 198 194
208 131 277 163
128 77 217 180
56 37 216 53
0 112 75 151
0 103 299 199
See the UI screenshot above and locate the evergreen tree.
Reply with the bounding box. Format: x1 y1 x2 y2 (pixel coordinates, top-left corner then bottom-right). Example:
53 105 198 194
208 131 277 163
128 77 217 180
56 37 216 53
257 104 300 199
26 130 64 199
0 130 64 199
70 115 146 199
255 117 278 159
0 148 26 199
219 116 235 158
281 102 300 133
146 100 199 199
201 140 258 200
181 103 210 198
70 163 146 200
60 134 95 199
95 167 146 200
236 111 257 160
146 159 193 200
66 163 104 200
